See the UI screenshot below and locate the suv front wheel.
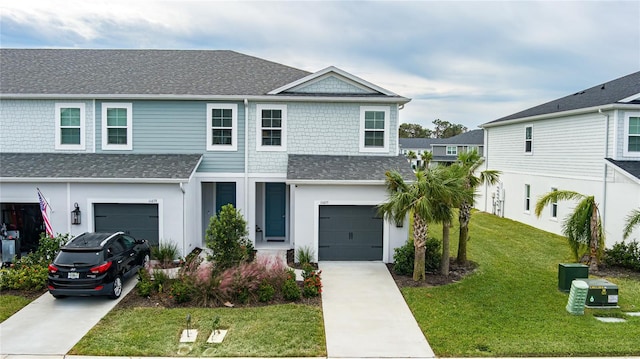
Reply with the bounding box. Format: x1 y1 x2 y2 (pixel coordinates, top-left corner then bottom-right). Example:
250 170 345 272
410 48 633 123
109 276 123 299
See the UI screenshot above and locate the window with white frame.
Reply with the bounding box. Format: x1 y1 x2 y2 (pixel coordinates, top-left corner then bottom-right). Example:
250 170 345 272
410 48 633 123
446 146 458 155
256 104 287 151
524 125 533 154
207 104 237 151
359 106 390 152
524 184 531 212
102 103 132 150
551 187 558 219
55 103 85 150
624 113 640 157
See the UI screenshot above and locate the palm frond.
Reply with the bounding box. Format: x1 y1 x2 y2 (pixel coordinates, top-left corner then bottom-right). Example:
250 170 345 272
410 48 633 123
534 190 584 217
623 208 640 239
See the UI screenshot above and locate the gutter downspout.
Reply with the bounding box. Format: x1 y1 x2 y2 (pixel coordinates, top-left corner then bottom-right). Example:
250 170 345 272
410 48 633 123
92 99 96 153
180 182 186 256
244 99 250 240
599 108 609 231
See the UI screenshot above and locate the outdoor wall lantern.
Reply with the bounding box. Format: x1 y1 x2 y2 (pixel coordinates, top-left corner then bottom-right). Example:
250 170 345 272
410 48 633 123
71 202 81 225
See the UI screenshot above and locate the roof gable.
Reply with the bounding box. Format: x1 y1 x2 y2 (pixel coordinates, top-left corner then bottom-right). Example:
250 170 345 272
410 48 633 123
485 71 640 126
269 66 400 97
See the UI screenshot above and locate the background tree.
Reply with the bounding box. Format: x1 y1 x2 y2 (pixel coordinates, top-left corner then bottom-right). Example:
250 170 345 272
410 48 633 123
454 149 500 264
419 151 433 171
535 191 604 271
379 167 466 280
623 208 640 240
432 119 467 138
399 123 431 138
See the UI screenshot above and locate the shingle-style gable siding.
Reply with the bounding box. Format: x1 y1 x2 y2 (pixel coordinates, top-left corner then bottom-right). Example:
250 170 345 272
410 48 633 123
0 49 310 96
286 75 376 94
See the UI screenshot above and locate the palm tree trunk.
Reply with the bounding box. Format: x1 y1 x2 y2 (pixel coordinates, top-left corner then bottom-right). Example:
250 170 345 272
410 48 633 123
441 220 450 276
413 213 428 281
457 201 471 264
589 205 599 271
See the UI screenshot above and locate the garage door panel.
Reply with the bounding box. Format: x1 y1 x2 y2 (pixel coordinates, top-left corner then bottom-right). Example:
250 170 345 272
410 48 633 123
94 204 159 247
318 205 383 261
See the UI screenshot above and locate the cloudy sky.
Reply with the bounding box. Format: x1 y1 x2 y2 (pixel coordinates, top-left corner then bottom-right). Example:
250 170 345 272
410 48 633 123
1 0 638 130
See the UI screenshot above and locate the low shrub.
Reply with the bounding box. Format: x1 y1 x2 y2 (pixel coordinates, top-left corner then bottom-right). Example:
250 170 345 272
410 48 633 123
136 268 155 297
0 253 49 291
302 270 322 298
393 237 442 276
604 240 640 271
258 281 276 302
170 279 195 304
282 277 301 301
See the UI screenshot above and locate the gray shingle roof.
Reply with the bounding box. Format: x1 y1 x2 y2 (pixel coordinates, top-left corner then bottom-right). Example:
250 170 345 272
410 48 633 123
287 155 413 181
399 138 443 149
0 49 311 96
606 158 640 180
486 71 640 124
0 153 202 181
399 129 484 149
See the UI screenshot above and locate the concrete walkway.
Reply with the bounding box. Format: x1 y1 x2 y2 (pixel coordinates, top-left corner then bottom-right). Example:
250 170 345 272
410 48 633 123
320 261 435 358
0 278 136 355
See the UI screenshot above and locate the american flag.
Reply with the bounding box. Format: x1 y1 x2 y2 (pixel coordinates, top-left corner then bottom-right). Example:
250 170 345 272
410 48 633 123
37 188 54 238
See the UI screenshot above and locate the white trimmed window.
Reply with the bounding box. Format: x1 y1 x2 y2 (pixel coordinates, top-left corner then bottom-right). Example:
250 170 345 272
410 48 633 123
55 103 85 150
207 104 237 151
524 125 533 154
359 106 390 153
524 184 531 213
102 103 132 150
446 146 458 156
623 113 640 157
256 104 287 152
551 187 558 219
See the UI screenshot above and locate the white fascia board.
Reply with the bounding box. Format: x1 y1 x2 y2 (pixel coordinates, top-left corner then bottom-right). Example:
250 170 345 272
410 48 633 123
267 66 400 96
481 104 640 128
187 156 204 183
1 177 190 184
0 93 410 105
619 92 640 103
286 179 385 186
605 160 640 185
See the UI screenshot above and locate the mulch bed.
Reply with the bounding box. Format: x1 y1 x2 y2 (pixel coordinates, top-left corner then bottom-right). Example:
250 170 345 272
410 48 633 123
386 260 479 288
1 289 47 300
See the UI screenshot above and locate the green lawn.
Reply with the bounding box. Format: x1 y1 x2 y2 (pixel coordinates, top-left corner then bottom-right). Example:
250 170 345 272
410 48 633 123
71 304 326 357
405 211 640 357
0 295 32 322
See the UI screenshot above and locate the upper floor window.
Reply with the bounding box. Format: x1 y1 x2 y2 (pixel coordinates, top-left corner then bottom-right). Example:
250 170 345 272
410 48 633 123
624 113 640 157
524 125 533 154
524 184 531 213
359 106 390 153
102 103 132 150
256 104 287 152
55 103 85 150
446 146 458 156
207 104 238 151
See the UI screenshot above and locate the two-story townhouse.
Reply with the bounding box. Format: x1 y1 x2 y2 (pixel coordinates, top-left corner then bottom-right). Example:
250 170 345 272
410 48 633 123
478 71 640 246
399 129 484 169
0 49 412 262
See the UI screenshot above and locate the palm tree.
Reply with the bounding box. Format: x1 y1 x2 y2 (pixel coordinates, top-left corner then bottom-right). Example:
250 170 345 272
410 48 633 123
379 166 467 281
623 208 640 240
535 191 604 271
454 149 500 264
419 151 433 171
406 150 417 170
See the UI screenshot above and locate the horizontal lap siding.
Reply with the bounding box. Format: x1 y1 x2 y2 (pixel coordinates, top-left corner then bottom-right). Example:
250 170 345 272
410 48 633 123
96 100 244 173
487 113 606 179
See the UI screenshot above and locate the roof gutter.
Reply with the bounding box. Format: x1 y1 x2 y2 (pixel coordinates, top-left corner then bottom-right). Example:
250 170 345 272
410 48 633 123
481 103 640 128
0 177 193 184
286 179 387 186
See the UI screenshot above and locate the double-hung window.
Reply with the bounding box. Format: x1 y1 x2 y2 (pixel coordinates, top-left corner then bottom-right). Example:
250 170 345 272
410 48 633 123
359 106 390 152
256 104 287 151
624 113 640 157
550 187 558 219
524 184 531 213
102 103 132 150
207 104 237 151
55 103 85 150
446 146 458 156
524 125 533 154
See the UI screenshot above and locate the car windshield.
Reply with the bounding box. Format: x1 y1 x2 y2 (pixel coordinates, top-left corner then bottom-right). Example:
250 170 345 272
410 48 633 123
55 250 102 266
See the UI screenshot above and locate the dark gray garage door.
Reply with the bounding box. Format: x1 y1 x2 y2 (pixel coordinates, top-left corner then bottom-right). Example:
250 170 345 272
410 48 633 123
94 204 159 246
319 205 383 261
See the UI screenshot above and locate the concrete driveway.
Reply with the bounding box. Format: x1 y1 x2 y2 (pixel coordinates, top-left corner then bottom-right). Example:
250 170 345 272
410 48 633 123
320 261 435 358
0 278 136 355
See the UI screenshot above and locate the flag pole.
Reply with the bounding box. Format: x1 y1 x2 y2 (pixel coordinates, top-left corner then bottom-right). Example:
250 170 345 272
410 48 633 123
36 187 53 212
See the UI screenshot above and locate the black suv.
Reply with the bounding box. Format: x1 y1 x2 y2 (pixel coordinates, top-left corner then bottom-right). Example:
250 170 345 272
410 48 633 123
48 232 151 299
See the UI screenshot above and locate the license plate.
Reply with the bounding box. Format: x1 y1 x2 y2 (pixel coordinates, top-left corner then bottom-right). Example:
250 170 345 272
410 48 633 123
68 272 79 279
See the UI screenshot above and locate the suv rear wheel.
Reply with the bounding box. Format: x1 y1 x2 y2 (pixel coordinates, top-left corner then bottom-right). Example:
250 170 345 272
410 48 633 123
109 276 123 299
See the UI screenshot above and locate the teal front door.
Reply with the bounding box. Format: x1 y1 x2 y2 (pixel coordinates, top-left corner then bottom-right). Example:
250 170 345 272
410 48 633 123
265 183 286 237
215 182 236 214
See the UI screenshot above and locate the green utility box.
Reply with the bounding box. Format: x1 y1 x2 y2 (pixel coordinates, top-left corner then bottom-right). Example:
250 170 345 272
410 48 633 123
558 263 589 292
582 279 619 308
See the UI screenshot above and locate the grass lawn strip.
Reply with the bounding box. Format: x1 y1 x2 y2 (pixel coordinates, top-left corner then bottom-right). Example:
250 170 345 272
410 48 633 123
404 211 640 357
0 295 32 322
70 303 326 357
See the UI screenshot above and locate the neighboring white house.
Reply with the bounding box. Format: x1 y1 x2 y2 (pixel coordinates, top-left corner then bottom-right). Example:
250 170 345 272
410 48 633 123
479 71 640 247
399 129 484 169
0 49 412 262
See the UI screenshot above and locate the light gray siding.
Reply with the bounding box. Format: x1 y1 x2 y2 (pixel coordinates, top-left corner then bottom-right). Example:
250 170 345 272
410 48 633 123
95 100 245 173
